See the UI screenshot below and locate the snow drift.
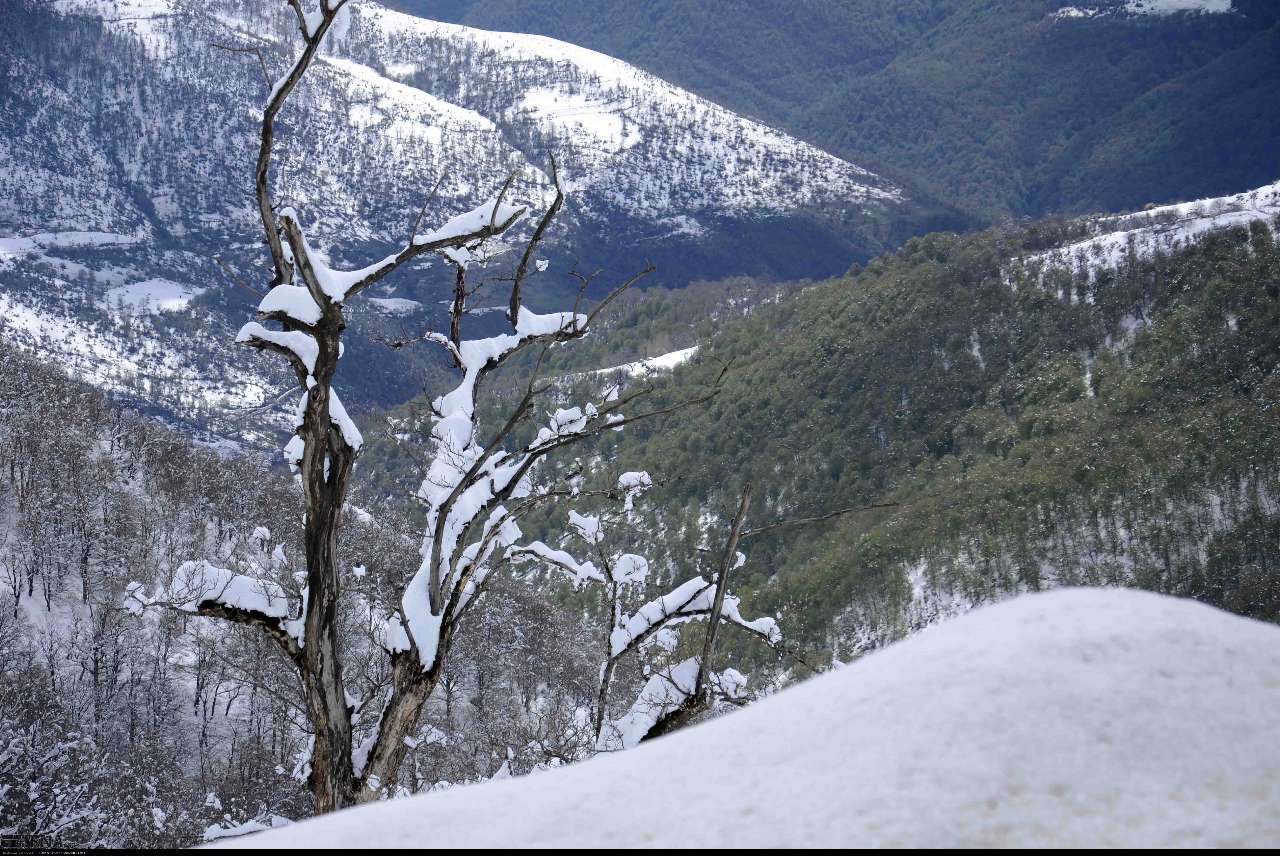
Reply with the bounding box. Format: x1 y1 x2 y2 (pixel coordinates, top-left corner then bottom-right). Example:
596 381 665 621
218 589 1280 848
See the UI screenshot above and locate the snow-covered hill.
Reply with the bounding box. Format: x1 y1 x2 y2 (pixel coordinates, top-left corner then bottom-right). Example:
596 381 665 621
1054 1 1234 22
0 0 909 251
1008 177 1280 282
221 589 1280 848
0 0 910 440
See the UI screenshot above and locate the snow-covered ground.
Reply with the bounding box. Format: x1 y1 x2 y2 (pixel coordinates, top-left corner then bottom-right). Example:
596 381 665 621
1055 1 1232 20
1124 0 1232 15
220 589 1280 848
592 346 699 377
1009 178 1279 282
103 278 204 313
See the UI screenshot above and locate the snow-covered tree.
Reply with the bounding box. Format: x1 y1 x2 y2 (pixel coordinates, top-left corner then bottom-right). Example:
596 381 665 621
122 0 716 813
511 479 782 748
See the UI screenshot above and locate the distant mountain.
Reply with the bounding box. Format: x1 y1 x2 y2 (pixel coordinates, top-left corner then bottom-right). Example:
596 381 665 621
0 0 952 439
390 0 1280 220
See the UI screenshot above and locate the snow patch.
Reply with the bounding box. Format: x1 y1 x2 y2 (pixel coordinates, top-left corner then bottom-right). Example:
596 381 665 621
1008 178 1279 282
368 296 422 316
103 278 204 313
593 346 698 377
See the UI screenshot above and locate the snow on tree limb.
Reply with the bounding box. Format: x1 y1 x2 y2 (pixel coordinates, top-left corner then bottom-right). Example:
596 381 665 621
509 488 781 748
597 657 750 751
235 321 319 375
258 283 322 326
509 541 606 589
609 576 781 658
123 561 304 659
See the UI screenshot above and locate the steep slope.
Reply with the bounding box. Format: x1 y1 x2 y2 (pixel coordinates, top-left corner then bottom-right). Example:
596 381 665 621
395 0 1280 220
223 589 1280 848
0 0 926 440
423 178 1279 658
17 0 911 260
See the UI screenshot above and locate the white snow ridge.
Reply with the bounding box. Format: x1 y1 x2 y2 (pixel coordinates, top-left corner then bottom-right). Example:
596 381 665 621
1009 178 1280 282
219 589 1280 848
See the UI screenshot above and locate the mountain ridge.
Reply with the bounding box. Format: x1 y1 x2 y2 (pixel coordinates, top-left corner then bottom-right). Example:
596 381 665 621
0 0 944 441
390 0 1280 220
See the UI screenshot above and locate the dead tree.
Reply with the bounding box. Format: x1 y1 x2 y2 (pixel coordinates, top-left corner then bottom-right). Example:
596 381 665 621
124 0 717 813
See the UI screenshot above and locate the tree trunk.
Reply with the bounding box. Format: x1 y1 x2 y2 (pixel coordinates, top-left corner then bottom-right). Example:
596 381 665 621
297 333 358 812
351 653 444 805
593 658 617 742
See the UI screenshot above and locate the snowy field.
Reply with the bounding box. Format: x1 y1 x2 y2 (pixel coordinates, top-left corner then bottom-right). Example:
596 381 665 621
220 589 1280 848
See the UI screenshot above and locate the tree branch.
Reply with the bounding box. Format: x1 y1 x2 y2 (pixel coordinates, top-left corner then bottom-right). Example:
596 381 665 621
739 501 899 539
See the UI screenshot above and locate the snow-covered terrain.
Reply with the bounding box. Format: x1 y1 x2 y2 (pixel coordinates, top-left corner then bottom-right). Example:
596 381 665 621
9 0 900 237
221 589 1280 848
591 345 699 377
0 0 908 440
1124 0 1232 15
1054 0 1233 21
344 3 900 221
1009 178 1279 281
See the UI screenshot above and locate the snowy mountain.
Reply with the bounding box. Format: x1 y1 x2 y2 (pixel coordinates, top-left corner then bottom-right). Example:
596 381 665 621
0 0 917 440
220 589 1280 848
394 0 1280 221
8 0 905 246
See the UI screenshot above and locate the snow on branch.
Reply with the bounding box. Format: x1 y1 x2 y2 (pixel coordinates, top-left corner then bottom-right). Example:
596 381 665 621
277 195 526 308
123 561 304 657
609 576 781 659
236 321 319 375
258 283 322 326
508 541 605 589
598 657 750 751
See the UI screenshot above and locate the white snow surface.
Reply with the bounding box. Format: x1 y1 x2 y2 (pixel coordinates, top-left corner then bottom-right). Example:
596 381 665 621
103 278 204 313
350 2 900 217
1010 178 1279 282
222 589 1280 848
1054 1 1232 19
1124 0 1232 15
593 346 699 377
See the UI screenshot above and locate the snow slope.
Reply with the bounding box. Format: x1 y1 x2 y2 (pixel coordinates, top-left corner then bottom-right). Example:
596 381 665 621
591 345 699 377
1055 1 1233 20
0 0 909 441
12 0 900 240
1009 177 1280 281
221 589 1280 848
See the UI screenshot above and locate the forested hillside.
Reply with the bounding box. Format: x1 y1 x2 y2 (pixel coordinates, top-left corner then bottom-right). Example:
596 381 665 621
358 184 1280 663
392 0 1280 219
598 201 1280 656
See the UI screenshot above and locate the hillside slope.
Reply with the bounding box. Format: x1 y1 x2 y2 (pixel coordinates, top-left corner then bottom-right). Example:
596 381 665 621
0 0 939 440
393 0 1280 219
223 589 1280 848
414 178 1280 661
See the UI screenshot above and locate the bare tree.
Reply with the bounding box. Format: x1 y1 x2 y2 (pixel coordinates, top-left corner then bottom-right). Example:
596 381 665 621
512 478 891 747
124 0 716 813
510 478 781 749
